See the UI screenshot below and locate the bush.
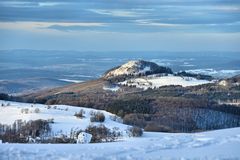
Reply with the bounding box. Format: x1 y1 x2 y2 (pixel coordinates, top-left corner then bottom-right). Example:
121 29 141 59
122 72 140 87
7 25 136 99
90 112 105 122
21 108 29 114
127 126 143 137
109 115 123 123
34 108 40 113
74 109 85 118
85 124 120 143
47 118 54 123
0 93 9 100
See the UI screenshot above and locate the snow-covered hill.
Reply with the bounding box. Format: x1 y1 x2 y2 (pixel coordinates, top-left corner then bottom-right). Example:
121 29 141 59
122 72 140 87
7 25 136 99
0 100 129 138
104 60 172 78
103 60 213 88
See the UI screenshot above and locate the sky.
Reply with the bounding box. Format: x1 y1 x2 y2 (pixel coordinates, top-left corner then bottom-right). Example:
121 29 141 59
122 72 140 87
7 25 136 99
0 0 239 51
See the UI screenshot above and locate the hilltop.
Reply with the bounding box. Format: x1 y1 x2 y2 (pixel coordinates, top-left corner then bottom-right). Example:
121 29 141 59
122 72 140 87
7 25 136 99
104 60 173 79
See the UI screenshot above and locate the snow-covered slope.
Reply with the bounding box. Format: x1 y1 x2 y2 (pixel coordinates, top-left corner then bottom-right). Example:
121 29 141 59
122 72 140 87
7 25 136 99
1 127 240 159
0 101 240 159
104 60 172 78
106 60 148 77
120 74 212 90
0 100 129 137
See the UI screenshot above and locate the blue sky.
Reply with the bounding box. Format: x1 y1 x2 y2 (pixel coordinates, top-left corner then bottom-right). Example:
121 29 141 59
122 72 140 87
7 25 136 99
0 0 239 51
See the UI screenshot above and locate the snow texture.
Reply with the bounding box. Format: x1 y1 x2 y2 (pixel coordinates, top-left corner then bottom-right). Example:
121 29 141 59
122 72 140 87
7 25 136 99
77 132 92 144
120 74 211 90
103 85 120 92
0 127 240 159
105 60 151 78
58 79 84 83
0 101 240 159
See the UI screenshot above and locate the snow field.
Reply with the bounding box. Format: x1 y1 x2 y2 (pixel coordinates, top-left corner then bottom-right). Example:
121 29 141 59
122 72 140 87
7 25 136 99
120 74 212 90
0 100 129 137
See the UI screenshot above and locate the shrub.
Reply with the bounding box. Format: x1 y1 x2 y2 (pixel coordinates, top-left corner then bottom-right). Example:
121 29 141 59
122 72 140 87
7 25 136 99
47 118 54 123
127 126 143 137
21 108 29 114
0 93 9 100
90 112 105 122
110 115 123 123
85 124 120 143
74 109 85 118
34 108 40 113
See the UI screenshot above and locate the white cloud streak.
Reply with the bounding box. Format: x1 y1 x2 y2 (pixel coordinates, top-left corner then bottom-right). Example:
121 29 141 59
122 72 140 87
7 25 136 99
0 21 107 32
0 1 67 8
88 9 149 17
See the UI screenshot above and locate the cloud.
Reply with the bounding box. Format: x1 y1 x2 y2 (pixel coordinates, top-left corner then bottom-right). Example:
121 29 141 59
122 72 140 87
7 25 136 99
0 21 107 32
0 1 66 8
0 0 239 51
203 5 240 12
88 9 149 17
0 1 239 31
47 24 106 31
135 19 182 27
38 2 66 7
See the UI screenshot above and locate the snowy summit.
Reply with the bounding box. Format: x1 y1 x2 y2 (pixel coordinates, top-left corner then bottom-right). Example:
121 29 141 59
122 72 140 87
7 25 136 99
104 60 172 79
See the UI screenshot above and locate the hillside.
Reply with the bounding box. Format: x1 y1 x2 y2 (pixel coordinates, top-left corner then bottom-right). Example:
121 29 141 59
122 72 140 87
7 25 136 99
0 100 133 143
2 60 240 132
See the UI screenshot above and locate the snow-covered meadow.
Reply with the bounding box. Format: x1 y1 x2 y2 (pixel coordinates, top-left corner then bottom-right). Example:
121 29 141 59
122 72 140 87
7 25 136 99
119 74 212 90
0 100 129 138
